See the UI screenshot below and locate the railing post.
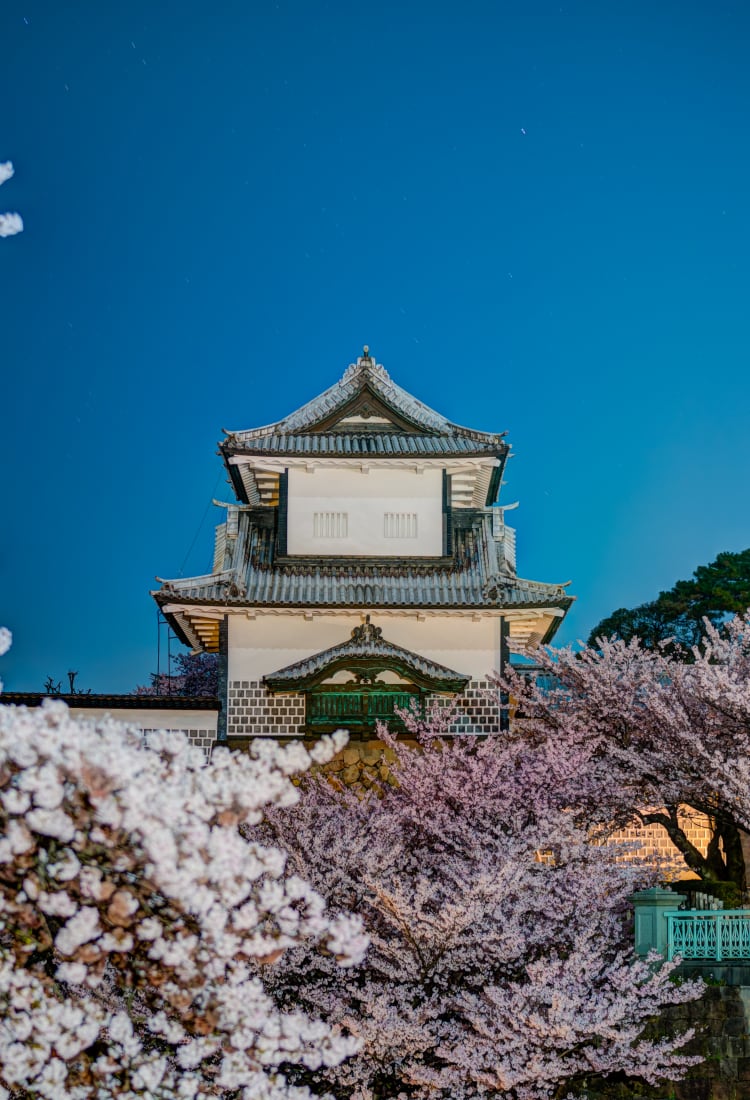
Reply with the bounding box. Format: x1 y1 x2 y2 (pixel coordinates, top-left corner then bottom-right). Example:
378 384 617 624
666 913 674 961
630 888 679 959
499 616 510 732
716 913 723 961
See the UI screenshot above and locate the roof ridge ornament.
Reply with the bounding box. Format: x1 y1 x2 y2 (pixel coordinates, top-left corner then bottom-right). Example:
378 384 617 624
350 614 383 644
341 345 391 385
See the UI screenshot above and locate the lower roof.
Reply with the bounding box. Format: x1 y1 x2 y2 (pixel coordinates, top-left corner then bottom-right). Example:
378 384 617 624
156 510 570 610
154 510 574 653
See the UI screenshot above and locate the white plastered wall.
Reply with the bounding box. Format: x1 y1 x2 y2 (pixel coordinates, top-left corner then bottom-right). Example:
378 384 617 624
228 613 502 683
68 707 218 733
67 707 218 756
286 467 444 557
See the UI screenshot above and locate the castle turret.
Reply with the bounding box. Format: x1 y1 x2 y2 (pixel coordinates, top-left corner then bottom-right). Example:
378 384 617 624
153 350 573 741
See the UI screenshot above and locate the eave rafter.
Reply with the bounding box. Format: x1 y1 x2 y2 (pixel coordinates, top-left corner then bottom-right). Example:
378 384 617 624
224 454 502 508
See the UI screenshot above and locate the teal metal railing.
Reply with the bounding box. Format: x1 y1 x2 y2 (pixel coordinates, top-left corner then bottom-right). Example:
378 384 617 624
665 911 750 961
306 689 420 730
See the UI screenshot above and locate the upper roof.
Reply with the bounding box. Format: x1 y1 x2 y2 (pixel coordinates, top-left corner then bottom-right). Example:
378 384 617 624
221 349 509 465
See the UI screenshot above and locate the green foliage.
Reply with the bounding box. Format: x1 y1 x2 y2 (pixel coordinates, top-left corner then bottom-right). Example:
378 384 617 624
588 548 750 654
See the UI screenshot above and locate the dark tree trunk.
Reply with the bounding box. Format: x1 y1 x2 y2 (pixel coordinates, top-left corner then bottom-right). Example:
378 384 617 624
637 805 747 905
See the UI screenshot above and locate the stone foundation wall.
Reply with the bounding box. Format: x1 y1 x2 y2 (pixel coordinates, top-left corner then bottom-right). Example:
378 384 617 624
314 737 407 790
584 986 750 1100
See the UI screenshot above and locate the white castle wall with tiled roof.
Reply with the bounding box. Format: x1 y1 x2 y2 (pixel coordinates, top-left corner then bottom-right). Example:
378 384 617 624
287 467 443 557
68 706 218 756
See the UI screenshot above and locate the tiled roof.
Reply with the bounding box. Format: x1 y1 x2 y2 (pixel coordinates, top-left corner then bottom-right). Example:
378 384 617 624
222 355 508 459
155 511 573 614
264 618 470 692
279 359 451 433
0 694 220 710
224 431 501 457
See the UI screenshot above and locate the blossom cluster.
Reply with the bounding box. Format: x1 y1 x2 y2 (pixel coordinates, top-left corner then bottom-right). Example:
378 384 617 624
256 712 704 1099
0 694 367 1099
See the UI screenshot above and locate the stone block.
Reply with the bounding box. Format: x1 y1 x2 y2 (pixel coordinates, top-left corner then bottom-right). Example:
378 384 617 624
724 1035 747 1059
721 1016 746 1038
361 743 383 765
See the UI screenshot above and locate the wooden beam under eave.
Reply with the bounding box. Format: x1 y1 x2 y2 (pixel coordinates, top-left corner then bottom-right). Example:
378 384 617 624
190 617 221 652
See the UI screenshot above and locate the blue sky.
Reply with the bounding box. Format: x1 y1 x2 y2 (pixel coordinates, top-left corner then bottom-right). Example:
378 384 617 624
1 0 749 691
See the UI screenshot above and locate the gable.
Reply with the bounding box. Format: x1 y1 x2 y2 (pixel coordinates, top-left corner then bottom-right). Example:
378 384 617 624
301 384 440 435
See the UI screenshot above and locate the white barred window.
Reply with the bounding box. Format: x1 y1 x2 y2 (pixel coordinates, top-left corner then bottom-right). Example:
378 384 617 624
313 512 348 538
384 512 418 538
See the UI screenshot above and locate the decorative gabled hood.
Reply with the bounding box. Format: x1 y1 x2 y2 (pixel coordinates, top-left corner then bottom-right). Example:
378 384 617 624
264 617 470 694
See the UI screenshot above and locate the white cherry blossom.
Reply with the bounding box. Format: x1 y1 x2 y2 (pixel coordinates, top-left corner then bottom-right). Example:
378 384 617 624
0 670 365 1099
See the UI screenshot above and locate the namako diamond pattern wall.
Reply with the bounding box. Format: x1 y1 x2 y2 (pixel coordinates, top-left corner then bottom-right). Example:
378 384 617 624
227 679 502 737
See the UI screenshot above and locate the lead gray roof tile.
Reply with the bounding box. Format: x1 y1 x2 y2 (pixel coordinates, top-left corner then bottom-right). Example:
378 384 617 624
230 432 501 456
155 512 573 614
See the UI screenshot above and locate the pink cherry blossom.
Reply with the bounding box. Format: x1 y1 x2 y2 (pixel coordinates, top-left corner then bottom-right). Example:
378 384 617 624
254 708 703 1099
503 612 750 898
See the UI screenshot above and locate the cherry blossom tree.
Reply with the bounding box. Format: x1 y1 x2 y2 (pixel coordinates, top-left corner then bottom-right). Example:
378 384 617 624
255 705 703 1100
505 613 750 903
135 652 219 697
0 628 367 1100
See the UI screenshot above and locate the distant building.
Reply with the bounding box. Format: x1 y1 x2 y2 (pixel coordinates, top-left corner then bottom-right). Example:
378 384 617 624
153 348 574 748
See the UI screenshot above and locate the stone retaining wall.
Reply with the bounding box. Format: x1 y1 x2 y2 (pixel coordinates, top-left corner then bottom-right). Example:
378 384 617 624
583 986 750 1100
314 737 407 789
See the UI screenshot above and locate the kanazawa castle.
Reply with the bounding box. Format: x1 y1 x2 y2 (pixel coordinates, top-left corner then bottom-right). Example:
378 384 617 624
153 348 574 745
0 347 717 888
4 350 711 859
